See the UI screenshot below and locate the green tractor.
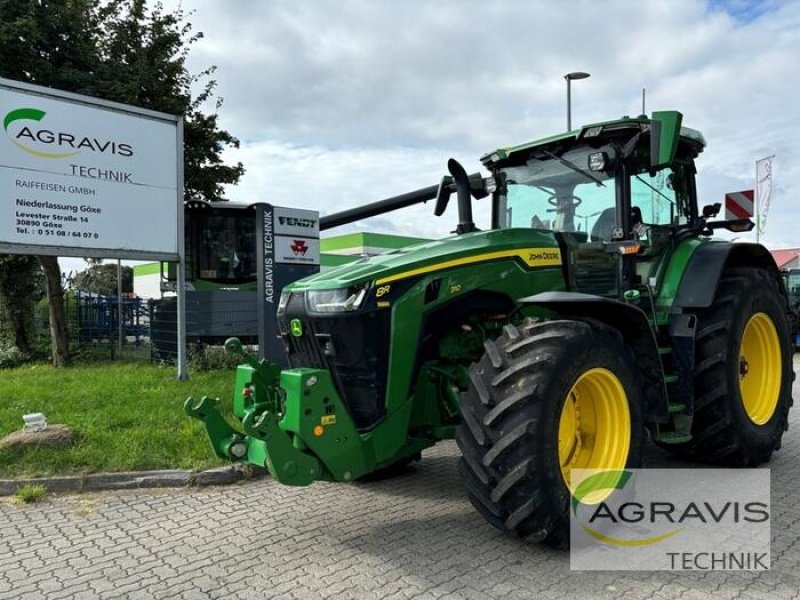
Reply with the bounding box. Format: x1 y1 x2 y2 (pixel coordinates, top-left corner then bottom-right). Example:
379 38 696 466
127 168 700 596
186 111 794 546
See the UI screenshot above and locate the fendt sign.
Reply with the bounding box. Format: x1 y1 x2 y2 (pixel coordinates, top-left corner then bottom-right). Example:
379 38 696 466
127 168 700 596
0 78 181 260
256 204 320 365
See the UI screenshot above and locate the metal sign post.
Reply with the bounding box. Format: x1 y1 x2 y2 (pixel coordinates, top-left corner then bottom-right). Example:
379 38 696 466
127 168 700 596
117 258 123 358
175 120 188 380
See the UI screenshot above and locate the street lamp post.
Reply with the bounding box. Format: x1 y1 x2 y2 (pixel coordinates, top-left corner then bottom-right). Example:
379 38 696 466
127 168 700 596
565 71 590 130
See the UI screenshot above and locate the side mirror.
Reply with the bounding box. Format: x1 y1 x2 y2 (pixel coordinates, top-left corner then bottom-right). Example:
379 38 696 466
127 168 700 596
434 175 454 216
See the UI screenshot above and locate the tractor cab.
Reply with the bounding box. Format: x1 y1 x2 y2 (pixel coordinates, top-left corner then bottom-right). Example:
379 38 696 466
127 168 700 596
482 111 705 298
782 268 800 349
782 268 800 310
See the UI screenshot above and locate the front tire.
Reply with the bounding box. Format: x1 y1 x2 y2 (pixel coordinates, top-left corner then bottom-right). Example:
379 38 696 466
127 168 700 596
456 319 643 546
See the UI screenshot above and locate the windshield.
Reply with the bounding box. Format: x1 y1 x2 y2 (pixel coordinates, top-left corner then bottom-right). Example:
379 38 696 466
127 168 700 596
195 210 256 282
498 145 617 240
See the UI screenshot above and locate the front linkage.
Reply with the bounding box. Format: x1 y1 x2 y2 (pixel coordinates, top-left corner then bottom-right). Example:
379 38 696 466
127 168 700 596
184 338 370 485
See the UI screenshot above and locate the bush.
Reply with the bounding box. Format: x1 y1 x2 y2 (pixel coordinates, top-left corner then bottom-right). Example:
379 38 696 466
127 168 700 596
188 343 244 371
0 345 28 369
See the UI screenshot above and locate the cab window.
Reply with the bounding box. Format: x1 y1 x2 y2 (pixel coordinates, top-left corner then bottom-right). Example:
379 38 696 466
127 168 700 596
631 169 678 226
500 145 617 240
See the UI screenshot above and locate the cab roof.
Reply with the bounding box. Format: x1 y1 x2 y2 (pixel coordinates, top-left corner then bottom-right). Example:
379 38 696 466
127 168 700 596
481 112 706 167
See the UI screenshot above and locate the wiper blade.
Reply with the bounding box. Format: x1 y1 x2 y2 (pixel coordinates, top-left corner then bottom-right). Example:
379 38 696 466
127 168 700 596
541 149 606 187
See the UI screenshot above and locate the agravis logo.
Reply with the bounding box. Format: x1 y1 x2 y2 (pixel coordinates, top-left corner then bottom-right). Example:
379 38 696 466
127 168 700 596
570 468 771 571
573 470 681 547
4 107 133 159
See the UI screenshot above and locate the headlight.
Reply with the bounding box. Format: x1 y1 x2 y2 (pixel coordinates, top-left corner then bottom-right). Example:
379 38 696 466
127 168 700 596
306 285 368 313
277 290 290 316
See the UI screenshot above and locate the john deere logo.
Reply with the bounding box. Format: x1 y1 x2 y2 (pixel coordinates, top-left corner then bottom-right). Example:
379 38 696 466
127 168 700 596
290 319 303 337
4 107 133 159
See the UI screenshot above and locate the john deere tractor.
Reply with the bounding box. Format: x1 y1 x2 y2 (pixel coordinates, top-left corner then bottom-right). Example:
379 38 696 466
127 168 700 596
186 111 793 546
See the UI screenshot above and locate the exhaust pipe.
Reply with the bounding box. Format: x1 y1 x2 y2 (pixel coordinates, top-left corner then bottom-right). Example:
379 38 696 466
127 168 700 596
447 158 477 234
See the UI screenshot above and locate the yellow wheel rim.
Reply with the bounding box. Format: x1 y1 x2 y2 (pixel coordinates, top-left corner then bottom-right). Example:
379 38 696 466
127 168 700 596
739 312 781 425
558 367 631 494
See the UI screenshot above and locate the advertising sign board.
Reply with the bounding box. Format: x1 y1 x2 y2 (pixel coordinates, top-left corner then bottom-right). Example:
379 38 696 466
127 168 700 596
255 204 320 365
0 78 181 260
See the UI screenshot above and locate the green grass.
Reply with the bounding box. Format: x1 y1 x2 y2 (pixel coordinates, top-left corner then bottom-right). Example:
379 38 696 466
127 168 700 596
12 483 47 504
0 362 236 477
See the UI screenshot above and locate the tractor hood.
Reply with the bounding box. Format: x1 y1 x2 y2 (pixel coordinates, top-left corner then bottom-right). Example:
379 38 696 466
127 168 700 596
286 228 561 291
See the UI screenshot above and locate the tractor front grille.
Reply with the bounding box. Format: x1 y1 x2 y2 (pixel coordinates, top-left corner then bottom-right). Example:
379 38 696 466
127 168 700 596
287 320 329 369
280 293 389 431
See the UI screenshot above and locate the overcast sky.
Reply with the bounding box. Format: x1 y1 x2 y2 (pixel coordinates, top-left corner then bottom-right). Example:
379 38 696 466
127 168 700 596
62 0 800 274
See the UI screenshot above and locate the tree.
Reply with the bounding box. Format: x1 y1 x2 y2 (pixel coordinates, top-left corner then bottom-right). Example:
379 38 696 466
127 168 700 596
0 255 43 355
0 0 244 365
71 262 134 297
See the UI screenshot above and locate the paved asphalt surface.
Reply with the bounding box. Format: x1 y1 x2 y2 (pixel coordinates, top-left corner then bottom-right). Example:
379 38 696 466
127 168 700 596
2 369 800 599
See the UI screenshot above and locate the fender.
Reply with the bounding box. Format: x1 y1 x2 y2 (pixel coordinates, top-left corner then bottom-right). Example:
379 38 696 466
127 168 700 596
518 291 669 423
673 242 780 308
662 242 785 417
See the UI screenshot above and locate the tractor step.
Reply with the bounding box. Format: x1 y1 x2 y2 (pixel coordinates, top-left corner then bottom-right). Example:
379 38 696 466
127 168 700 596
654 430 692 444
668 402 687 414
663 374 679 384
658 346 672 355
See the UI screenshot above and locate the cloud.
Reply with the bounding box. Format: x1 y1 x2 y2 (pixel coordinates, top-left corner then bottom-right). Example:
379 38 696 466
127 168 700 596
157 0 800 250
221 140 484 239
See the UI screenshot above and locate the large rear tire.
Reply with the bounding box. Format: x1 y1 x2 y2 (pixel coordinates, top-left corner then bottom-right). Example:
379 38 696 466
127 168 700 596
456 319 643 547
666 267 793 465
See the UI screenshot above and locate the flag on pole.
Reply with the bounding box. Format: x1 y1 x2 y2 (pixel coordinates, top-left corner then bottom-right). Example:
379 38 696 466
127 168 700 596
725 189 754 220
756 155 774 235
